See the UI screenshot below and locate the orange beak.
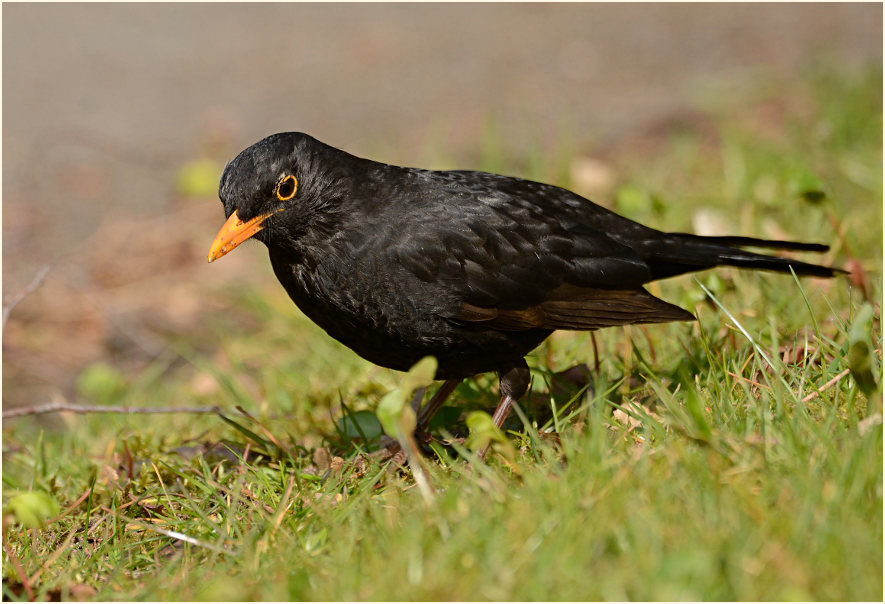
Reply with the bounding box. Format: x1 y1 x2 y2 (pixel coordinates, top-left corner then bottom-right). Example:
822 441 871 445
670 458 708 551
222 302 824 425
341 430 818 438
207 209 277 262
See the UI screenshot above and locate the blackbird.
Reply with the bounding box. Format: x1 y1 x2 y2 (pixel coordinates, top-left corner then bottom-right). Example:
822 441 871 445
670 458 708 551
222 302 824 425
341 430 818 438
208 132 840 441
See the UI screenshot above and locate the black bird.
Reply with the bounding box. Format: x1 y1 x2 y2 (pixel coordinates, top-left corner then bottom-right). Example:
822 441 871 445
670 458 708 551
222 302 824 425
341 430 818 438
208 132 840 444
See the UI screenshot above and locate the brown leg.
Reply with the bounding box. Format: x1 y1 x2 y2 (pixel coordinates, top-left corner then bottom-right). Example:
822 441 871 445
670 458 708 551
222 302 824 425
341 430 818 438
478 360 531 459
374 378 461 459
408 387 428 414
490 393 516 428
416 378 461 430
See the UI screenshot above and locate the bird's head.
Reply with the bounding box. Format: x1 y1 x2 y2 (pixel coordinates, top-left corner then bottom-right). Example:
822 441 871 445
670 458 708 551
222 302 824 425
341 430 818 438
208 132 331 262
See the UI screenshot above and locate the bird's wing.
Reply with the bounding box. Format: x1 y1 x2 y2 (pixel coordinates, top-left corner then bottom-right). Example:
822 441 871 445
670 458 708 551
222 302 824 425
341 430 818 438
458 285 694 331
389 170 695 331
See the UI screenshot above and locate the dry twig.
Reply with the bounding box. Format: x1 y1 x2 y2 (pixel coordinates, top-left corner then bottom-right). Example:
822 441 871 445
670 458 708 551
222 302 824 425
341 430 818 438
2 402 224 419
2 264 50 327
801 368 851 403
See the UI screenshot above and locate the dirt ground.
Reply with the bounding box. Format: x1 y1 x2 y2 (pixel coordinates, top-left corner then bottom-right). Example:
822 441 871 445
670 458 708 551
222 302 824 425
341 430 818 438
2 3 881 409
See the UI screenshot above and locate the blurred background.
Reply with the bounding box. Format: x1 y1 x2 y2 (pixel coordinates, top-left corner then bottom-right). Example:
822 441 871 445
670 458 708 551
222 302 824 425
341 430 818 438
2 3 881 414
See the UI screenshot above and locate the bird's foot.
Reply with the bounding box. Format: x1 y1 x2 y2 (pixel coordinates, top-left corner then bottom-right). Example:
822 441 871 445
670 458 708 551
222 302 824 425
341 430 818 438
370 428 443 464
369 435 407 465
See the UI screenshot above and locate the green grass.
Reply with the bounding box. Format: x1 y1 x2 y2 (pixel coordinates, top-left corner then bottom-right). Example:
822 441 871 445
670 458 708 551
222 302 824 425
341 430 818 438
3 63 882 601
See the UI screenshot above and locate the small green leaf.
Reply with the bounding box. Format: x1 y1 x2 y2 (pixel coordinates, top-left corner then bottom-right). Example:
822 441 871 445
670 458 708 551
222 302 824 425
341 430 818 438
465 411 505 450
848 303 875 344
847 303 878 395
400 356 438 394
376 389 407 438
377 356 437 438
338 410 384 441
377 392 418 439
4 491 60 529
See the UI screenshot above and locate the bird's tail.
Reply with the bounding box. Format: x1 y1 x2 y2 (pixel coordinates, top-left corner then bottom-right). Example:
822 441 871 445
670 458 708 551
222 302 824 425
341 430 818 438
641 233 843 280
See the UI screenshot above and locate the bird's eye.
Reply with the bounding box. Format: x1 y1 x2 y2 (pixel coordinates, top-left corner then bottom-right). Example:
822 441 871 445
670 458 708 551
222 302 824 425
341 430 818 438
275 175 298 201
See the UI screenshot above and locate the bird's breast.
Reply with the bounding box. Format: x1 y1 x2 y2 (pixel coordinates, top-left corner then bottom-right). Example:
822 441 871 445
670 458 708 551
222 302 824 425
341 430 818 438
269 245 455 364
267 244 549 377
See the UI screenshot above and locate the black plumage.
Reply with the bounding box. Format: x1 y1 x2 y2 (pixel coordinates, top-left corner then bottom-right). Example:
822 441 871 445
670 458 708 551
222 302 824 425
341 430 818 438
209 132 841 443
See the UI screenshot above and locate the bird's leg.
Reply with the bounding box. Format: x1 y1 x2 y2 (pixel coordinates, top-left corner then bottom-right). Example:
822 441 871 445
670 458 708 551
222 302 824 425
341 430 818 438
409 386 428 414
478 360 531 459
375 378 461 459
416 378 461 432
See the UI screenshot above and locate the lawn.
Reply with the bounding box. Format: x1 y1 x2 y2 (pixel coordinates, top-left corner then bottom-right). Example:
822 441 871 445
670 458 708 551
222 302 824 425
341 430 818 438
2 63 881 601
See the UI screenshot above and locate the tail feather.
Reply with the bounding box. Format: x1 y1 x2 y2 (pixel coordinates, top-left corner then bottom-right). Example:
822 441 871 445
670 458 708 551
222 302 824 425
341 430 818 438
643 232 843 280
711 249 841 278
695 235 830 253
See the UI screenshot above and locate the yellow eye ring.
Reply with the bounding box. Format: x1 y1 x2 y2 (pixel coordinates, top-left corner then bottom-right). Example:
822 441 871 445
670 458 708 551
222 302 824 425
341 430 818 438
275 175 298 201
